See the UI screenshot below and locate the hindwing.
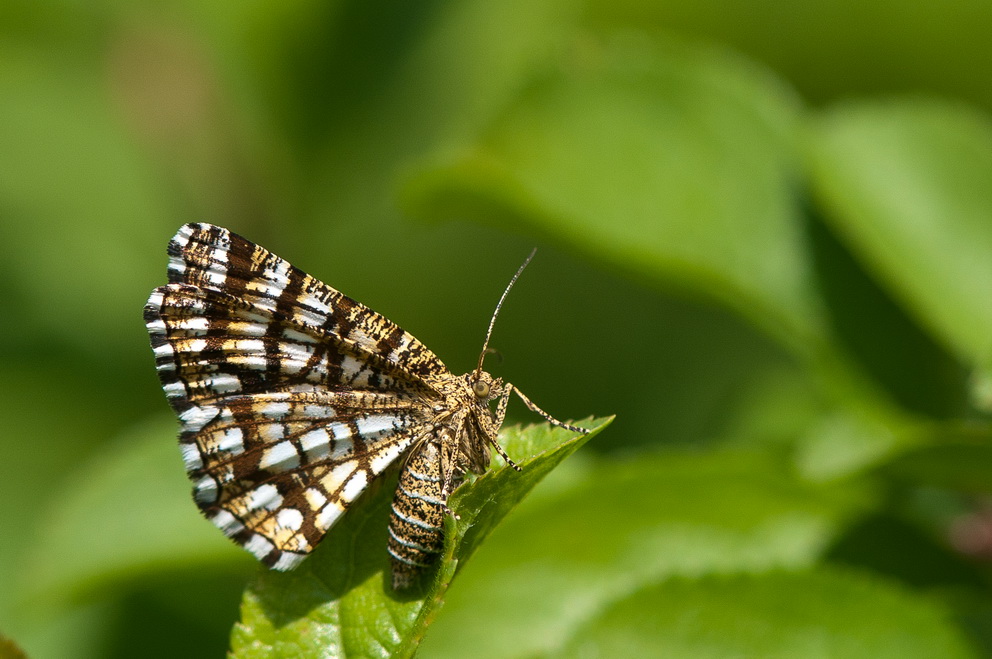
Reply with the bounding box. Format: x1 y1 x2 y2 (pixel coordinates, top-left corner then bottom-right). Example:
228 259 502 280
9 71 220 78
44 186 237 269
178 391 425 569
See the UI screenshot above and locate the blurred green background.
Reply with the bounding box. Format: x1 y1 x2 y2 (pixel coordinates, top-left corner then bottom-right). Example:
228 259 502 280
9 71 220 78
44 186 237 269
2 0 992 657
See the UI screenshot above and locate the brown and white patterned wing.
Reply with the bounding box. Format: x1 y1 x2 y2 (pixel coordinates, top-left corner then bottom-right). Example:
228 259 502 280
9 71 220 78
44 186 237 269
165 222 449 387
177 391 425 570
145 282 433 408
144 223 446 568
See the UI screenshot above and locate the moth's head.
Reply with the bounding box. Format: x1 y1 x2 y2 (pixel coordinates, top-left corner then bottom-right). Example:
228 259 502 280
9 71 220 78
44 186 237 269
466 370 501 402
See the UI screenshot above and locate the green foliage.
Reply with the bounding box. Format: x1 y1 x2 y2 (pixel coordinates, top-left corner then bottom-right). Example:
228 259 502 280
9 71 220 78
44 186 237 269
405 33 819 350
2 1 992 657
419 448 874 657
808 100 992 371
230 419 608 658
556 570 973 658
23 419 251 604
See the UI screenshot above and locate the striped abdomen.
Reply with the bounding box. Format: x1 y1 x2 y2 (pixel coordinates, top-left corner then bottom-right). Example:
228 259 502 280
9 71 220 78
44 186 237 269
388 441 455 589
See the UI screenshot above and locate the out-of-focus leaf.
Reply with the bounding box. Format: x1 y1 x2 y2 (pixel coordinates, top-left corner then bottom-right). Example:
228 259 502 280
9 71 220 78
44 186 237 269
807 100 992 375
404 33 823 354
0 361 122 621
14 593 132 659
0 45 176 361
877 430 992 493
826 513 984 589
420 448 875 658
793 411 905 482
554 570 975 658
582 0 992 111
22 417 250 605
230 418 609 659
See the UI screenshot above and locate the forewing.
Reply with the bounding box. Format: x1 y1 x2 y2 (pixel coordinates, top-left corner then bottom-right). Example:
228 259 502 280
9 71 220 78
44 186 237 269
164 222 449 385
145 283 432 410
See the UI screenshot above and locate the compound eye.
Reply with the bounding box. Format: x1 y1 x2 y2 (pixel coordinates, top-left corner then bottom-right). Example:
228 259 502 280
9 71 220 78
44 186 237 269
472 380 490 398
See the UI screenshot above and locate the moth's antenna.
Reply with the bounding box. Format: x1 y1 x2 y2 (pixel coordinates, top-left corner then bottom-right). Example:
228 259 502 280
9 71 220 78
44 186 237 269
475 248 537 376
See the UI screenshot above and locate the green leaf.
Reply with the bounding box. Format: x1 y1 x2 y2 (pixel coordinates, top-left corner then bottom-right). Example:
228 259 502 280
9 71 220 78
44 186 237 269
0 44 176 361
22 417 250 605
230 417 611 659
877 426 992 494
0 361 121 619
582 0 992 113
404 32 823 353
419 448 876 658
555 569 976 658
807 99 992 372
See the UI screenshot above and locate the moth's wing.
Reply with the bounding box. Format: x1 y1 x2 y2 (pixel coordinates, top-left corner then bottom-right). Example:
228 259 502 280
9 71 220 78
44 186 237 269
145 282 409 409
143 223 451 568
181 391 424 570
145 282 433 568
164 222 450 387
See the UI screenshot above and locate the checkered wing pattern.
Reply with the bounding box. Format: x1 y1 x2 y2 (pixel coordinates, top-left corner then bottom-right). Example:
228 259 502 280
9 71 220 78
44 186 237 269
144 223 450 569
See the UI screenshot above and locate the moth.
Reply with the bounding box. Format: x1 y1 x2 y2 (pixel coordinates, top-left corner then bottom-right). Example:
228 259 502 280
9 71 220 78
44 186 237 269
144 223 587 588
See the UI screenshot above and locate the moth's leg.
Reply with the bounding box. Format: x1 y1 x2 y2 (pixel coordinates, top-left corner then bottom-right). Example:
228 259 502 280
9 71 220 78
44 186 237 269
438 435 457 498
437 419 468 519
492 384 511 428
483 385 521 472
511 385 589 434
487 435 520 472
